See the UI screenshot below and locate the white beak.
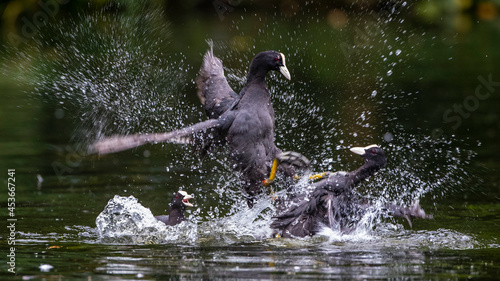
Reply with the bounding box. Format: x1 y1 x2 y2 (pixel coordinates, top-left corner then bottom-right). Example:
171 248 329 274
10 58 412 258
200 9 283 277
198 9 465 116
178 190 194 207
279 53 291 80
350 144 379 156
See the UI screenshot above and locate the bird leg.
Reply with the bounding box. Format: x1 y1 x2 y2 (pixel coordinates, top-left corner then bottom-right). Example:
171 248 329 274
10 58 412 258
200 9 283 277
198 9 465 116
263 158 280 186
263 151 310 186
283 171 330 182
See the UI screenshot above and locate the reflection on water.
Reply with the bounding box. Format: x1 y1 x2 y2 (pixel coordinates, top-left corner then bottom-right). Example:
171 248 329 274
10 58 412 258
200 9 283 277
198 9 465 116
14 224 492 280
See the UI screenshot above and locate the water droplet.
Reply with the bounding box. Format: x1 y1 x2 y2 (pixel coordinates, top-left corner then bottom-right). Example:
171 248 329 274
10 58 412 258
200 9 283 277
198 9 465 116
387 70 393 76
371 90 377 97
54 108 65 119
383 132 393 142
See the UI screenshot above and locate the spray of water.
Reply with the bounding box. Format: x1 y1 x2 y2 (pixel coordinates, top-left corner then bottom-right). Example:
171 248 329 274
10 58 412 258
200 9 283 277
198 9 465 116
4 3 193 151
92 17 477 245
200 2 481 244
96 195 199 244
4 1 482 248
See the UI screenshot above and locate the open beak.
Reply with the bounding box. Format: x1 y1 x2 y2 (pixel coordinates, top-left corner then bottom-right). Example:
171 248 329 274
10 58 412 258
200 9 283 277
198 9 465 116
178 191 194 207
182 194 194 207
350 144 378 156
279 53 291 80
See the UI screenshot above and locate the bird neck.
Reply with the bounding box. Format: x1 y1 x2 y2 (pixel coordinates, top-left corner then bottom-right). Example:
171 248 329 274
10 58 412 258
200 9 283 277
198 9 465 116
240 73 271 102
168 206 185 225
351 157 386 186
246 62 270 84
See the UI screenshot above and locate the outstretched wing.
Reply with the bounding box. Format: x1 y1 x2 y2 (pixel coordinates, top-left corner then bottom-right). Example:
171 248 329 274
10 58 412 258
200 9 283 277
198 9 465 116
196 40 239 119
385 200 433 228
90 119 220 155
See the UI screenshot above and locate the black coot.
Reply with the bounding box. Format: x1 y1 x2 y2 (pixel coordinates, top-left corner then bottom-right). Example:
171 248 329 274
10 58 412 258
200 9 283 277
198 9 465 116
93 42 293 207
271 145 431 238
197 46 294 207
155 191 194 226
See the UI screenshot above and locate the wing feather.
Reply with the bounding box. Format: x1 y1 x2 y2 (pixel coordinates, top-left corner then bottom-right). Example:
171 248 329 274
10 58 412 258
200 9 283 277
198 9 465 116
90 119 220 155
196 40 238 119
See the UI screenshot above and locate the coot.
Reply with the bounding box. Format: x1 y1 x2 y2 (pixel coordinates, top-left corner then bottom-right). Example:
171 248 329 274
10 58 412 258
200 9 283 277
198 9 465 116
155 191 194 226
92 42 293 207
196 42 294 207
271 145 431 238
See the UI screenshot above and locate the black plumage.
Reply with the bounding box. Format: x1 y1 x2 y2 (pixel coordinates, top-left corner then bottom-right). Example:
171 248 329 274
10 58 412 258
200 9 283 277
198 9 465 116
271 145 431 238
92 42 293 207
155 191 193 226
195 43 239 120
197 47 293 206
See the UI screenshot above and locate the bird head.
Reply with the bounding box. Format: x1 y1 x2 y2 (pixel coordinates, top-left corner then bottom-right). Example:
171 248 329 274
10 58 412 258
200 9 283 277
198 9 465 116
350 144 386 166
170 190 194 209
250 51 291 80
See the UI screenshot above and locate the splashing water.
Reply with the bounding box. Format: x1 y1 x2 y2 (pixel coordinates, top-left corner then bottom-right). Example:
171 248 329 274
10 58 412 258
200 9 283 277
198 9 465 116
96 194 278 245
85 31 477 246
95 191 479 250
5 4 193 150
96 195 198 244
3 1 484 248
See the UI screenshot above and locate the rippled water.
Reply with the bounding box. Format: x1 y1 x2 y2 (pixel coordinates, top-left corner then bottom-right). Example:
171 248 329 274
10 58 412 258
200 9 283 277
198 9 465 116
1 1 499 279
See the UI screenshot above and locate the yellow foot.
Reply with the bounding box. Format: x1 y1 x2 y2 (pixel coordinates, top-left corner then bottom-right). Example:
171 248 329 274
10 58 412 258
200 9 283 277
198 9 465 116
264 152 310 186
262 178 273 186
309 172 329 180
263 158 280 187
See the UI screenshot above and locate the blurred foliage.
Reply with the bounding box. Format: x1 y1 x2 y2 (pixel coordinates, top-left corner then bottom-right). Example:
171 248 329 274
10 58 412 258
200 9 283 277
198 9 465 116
1 0 500 36
1 0 499 58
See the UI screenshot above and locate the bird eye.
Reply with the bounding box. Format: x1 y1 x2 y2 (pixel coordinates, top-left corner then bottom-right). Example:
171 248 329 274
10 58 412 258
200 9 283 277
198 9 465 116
371 149 376 154
275 55 280 61
176 195 179 198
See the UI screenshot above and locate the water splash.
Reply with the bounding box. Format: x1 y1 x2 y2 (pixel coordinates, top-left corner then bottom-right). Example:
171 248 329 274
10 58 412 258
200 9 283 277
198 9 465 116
96 194 277 245
2 0 483 249
358 133 479 206
314 226 479 250
96 195 198 244
5 3 192 149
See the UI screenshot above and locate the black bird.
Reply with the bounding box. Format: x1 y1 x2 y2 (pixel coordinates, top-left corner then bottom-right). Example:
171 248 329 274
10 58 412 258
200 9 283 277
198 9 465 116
92 42 293 207
271 145 431 238
196 44 294 206
155 191 194 226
